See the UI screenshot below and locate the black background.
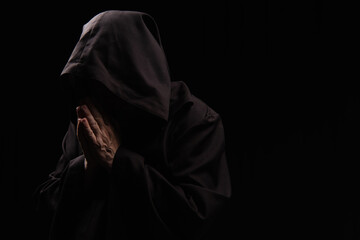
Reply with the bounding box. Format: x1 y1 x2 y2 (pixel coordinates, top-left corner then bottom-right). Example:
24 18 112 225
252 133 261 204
1 1 359 239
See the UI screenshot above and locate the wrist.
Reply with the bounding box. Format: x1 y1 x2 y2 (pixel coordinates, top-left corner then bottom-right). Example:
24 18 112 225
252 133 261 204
101 158 113 173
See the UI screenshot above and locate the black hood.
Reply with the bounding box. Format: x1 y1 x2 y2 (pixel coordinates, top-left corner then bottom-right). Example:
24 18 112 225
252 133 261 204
61 10 171 121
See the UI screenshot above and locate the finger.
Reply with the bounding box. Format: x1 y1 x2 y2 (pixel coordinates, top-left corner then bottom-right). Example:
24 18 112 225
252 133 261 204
77 119 97 166
77 118 89 154
76 104 102 137
87 101 108 127
89 104 120 144
78 118 103 166
77 122 90 153
77 118 97 146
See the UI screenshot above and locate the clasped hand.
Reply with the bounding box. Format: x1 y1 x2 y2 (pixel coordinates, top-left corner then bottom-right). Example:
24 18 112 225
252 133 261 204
76 100 121 172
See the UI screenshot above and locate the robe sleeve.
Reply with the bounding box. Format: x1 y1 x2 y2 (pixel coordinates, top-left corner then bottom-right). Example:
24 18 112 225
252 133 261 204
111 106 231 239
33 123 86 238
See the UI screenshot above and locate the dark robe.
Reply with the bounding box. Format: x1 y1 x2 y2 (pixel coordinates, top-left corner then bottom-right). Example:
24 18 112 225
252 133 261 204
34 10 231 240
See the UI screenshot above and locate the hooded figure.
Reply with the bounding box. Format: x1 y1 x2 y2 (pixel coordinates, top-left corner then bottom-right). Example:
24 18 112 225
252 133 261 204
35 10 231 240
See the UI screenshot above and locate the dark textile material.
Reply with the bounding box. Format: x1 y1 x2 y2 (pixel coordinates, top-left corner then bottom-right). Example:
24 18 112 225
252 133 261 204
61 10 171 121
34 11 231 240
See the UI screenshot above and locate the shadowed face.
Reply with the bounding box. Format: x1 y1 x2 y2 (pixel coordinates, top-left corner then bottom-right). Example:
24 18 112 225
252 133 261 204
86 80 159 126
75 79 163 150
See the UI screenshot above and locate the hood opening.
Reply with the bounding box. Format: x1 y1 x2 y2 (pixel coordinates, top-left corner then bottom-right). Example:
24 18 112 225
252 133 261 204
61 10 171 122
